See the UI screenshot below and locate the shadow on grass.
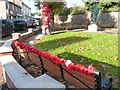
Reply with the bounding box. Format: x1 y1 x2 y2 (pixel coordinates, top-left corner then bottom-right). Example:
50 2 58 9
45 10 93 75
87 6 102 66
57 52 120 89
35 36 90 51
51 31 66 35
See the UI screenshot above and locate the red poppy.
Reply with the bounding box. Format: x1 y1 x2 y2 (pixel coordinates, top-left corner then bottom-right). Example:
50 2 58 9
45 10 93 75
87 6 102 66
67 63 75 70
25 45 31 52
79 65 85 74
19 43 25 49
87 70 93 76
59 58 66 65
83 68 88 75
12 40 17 44
14 41 20 46
41 52 47 57
74 64 84 71
88 64 96 71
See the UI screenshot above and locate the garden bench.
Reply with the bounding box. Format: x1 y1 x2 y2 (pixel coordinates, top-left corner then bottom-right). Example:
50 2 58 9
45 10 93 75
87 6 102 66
0 40 65 89
12 42 112 90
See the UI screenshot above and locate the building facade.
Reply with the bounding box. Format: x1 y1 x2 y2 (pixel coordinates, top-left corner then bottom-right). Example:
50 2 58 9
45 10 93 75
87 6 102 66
21 2 31 19
0 0 31 19
0 0 22 19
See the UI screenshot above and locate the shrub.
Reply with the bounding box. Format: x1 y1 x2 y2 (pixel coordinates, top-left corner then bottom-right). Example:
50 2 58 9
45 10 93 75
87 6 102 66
70 6 86 15
59 7 71 16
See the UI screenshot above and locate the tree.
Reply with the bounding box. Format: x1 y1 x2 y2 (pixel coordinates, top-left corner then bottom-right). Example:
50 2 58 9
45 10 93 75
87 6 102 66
34 1 66 15
34 1 66 32
84 1 119 12
47 2 66 15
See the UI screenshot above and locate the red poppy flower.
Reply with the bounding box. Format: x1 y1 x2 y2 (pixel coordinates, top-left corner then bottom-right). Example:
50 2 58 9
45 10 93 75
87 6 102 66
14 41 20 46
19 43 25 49
68 63 75 70
25 45 31 52
74 64 84 71
88 64 96 71
41 52 47 57
79 66 85 73
12 40 17 44
83 68 88 75
87 70 93 76
45 54 51 60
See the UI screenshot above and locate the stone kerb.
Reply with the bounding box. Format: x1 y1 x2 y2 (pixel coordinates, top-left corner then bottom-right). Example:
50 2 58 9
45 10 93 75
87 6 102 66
0 29 34 87
0 29 36 88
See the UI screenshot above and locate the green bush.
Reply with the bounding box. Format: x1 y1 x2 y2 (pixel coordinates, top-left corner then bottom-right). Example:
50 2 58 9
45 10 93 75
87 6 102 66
108 6 119 12
70 6 86 15
59 7 70 16
85 2 119 12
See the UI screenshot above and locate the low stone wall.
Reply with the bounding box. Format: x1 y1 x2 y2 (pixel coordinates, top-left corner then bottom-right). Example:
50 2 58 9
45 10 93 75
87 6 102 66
54 12 118 31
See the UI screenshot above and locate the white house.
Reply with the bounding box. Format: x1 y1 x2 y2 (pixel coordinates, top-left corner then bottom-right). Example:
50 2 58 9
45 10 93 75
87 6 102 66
0 0 22 19
21 2 31 19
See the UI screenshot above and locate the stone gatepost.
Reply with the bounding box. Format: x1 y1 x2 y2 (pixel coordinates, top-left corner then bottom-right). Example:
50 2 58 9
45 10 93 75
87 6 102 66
12 33 21 40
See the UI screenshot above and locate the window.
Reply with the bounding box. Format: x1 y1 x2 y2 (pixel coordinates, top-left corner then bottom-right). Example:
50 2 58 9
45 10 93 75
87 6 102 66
6 2 8 9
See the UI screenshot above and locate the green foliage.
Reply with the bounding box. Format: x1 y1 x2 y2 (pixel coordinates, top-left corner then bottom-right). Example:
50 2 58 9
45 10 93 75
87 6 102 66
70 6 86 15
58 7 70 16
34 2 65 15
47 2 65 14
85 2 119 12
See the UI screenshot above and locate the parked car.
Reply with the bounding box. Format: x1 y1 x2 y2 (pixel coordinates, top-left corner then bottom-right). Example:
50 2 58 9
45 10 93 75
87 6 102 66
27 19 37 28
26 20 33 28
0 19 14 37
11 19 27 31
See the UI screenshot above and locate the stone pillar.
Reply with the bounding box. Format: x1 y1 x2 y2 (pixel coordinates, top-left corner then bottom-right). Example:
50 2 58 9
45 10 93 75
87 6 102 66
12 33 21 40
12 33 22 42
28 28 34 33
28 28 34 35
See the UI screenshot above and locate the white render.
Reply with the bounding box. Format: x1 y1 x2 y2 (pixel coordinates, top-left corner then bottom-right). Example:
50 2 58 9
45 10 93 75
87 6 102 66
0 1 7 19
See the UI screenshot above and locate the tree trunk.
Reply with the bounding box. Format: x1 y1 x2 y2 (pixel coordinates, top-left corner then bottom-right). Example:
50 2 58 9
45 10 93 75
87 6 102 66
50 11 54 31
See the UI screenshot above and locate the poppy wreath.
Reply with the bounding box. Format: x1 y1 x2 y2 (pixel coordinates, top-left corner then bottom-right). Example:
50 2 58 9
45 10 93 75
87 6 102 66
12 40 96 76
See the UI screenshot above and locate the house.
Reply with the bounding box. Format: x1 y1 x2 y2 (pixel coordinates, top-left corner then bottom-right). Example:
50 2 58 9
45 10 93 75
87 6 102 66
21 2 31 19
0 0 22 19
0 0 31 19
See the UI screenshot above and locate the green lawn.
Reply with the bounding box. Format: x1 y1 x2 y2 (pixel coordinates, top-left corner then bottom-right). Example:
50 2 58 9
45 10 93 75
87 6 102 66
34 31 119 88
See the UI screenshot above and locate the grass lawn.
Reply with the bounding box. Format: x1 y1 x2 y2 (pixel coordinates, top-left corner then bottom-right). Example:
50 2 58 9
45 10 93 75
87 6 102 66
34 31 119 88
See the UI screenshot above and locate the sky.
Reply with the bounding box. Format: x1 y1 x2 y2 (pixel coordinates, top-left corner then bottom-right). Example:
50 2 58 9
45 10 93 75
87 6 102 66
22 0 85 13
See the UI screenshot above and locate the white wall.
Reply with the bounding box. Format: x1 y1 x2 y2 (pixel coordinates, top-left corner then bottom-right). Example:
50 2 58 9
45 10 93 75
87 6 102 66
0 1 7 19
21 3 31 19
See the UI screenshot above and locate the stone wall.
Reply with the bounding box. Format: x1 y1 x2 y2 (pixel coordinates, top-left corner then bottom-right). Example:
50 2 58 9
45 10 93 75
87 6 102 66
54 12 118 30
